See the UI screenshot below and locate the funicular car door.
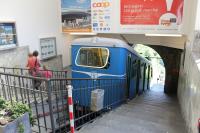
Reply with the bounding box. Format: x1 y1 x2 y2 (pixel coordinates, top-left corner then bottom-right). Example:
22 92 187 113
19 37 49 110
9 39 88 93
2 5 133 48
126 54 131 99
126 54 138 99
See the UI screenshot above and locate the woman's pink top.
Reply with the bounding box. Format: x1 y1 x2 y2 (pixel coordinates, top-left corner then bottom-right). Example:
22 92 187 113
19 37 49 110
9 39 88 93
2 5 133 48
42 70 53 78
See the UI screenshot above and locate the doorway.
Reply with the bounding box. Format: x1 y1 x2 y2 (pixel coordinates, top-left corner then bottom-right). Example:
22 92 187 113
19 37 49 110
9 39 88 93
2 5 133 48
134 44 166 92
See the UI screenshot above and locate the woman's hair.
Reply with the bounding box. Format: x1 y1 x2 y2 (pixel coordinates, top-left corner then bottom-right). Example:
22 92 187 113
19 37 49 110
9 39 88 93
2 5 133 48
43 65 47 70
33 50 39 57
28 53 33 57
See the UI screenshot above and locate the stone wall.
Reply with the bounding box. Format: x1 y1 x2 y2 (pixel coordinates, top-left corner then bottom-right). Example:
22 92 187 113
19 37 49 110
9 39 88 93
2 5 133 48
0 46 29 68
40 55 63 70
0 46 63 71
178 31 200 133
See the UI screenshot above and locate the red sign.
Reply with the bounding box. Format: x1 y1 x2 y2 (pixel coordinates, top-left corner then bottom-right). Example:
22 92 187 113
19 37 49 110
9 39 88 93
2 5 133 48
121 0 184 25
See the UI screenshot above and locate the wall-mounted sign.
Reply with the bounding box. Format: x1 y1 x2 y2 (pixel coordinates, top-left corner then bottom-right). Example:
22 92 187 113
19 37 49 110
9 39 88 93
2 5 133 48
91 0 114 33
0 22 17 49
61 0 184 34
120 0 184 34
40 37 57 60
61 0 92 33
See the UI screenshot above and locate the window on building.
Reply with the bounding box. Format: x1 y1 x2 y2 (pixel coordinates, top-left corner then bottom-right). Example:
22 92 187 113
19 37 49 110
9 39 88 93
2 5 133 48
0 22 17 50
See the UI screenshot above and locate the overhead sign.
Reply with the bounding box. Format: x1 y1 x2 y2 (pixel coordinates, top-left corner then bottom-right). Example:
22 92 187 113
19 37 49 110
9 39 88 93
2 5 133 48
61 0 184 34
120 0 184 33
91 0 115 33
61 0 92 32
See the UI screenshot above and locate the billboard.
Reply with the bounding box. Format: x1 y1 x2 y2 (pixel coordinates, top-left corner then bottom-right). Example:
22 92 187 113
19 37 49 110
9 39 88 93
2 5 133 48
120 0 184 34
61 0 92 32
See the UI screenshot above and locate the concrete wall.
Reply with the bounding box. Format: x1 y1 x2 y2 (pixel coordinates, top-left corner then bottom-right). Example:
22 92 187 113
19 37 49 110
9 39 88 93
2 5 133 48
0 46 29 68
195 0 200 30
0 0 97 68
178 0 200 130
178 32 200 133
41 55 63 70
181 0 198 40
0 0 69 67
99 34 186 49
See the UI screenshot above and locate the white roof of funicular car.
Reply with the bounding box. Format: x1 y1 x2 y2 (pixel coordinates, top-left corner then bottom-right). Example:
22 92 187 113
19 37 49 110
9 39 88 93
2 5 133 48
72 37 151 63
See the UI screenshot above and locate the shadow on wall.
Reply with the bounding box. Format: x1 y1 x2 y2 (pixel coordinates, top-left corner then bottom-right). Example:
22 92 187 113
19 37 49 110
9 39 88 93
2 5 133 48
178 32 200 133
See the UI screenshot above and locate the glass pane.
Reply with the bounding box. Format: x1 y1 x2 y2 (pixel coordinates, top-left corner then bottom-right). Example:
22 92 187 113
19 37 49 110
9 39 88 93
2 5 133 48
76 47 109 68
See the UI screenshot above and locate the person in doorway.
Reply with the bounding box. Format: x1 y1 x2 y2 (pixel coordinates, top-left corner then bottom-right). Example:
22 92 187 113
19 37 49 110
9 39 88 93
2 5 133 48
157 77 159 84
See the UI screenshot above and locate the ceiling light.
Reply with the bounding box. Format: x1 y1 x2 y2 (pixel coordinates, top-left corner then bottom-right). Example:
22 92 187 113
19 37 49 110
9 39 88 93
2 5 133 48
69 32 97 36
145 34 182 37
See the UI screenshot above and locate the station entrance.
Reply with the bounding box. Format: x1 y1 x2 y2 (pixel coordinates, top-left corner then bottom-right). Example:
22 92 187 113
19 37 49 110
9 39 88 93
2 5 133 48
134 44 182 95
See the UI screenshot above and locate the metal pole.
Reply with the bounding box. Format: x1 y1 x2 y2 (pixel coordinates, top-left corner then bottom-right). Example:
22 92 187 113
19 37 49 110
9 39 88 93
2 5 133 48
46 80 56 133
67 84 75 133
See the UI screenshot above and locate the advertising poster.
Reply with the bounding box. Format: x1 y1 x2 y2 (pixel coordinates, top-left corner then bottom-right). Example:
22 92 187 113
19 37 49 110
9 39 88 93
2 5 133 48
61 0 92 32
91 0 115 33
120 0 184 33
0 22 17 48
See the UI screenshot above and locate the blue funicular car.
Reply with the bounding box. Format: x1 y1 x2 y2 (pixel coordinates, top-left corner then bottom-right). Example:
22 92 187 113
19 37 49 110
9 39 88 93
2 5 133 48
71 37 152 109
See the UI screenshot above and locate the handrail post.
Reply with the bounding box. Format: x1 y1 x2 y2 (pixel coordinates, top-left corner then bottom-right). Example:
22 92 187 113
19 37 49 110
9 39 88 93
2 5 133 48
46 80 56 133
67 84 75 133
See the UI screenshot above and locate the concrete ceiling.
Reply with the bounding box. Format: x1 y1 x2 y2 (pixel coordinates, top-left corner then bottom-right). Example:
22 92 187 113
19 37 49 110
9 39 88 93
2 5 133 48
98 34 187 50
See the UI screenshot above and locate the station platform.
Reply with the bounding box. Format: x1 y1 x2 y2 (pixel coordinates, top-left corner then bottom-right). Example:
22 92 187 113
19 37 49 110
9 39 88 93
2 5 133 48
77 84 186 133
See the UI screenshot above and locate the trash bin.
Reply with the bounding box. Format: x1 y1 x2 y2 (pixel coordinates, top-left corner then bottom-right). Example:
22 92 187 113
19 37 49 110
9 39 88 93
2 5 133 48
90 89 104 112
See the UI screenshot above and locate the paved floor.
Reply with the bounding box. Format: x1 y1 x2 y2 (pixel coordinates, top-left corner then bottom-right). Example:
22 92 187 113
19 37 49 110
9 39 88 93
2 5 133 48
77 84 187 133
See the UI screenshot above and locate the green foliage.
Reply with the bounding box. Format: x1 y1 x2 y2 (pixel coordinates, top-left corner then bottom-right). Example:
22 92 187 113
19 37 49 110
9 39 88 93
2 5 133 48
0 97 34 125
134 44 161 59
0 97 6 109
18 123 25 133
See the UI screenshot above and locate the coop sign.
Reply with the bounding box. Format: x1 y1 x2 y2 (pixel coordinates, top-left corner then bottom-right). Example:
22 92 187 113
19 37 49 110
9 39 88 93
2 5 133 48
92 2 110 8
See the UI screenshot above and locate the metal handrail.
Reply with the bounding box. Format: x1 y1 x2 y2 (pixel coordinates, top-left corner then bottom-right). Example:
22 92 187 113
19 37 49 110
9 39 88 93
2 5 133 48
0 66 67 73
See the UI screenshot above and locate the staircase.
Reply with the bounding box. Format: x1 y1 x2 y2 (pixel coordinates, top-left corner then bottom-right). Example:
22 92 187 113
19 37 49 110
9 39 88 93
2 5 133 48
77 84 186 133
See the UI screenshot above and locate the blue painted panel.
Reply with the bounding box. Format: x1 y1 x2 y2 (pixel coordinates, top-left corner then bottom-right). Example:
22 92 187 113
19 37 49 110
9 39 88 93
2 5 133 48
71 45 127 107
71 43 151 107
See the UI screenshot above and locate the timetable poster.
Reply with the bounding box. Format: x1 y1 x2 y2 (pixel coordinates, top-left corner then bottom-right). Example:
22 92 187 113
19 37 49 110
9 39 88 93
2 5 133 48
120 0 184 33
61 0 92 32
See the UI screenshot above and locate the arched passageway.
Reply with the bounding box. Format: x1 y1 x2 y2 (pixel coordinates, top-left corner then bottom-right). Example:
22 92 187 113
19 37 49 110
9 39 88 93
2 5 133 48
134 44 166 92
134 44 182 95
148 45 182 94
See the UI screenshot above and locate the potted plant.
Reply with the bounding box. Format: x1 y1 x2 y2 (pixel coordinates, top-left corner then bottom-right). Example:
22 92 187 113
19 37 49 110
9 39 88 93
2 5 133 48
0 97 34 133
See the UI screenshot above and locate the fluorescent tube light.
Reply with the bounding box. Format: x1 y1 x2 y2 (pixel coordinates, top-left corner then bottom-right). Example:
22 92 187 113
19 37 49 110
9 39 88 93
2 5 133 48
145 34 182 37
69 32 97 35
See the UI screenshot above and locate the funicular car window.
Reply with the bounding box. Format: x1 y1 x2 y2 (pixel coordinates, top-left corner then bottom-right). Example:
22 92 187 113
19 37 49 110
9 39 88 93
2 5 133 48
76 47 109 68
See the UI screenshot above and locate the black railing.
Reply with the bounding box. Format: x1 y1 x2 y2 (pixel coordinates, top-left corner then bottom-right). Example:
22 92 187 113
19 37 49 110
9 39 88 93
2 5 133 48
51 78 127 130
0 68 127 133
0 67 67 79
0 72 68 133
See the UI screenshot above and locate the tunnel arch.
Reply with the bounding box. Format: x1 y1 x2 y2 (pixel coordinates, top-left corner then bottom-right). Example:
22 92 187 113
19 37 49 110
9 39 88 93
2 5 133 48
134 44 166 90
146 45 182 94
133 44 182 94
